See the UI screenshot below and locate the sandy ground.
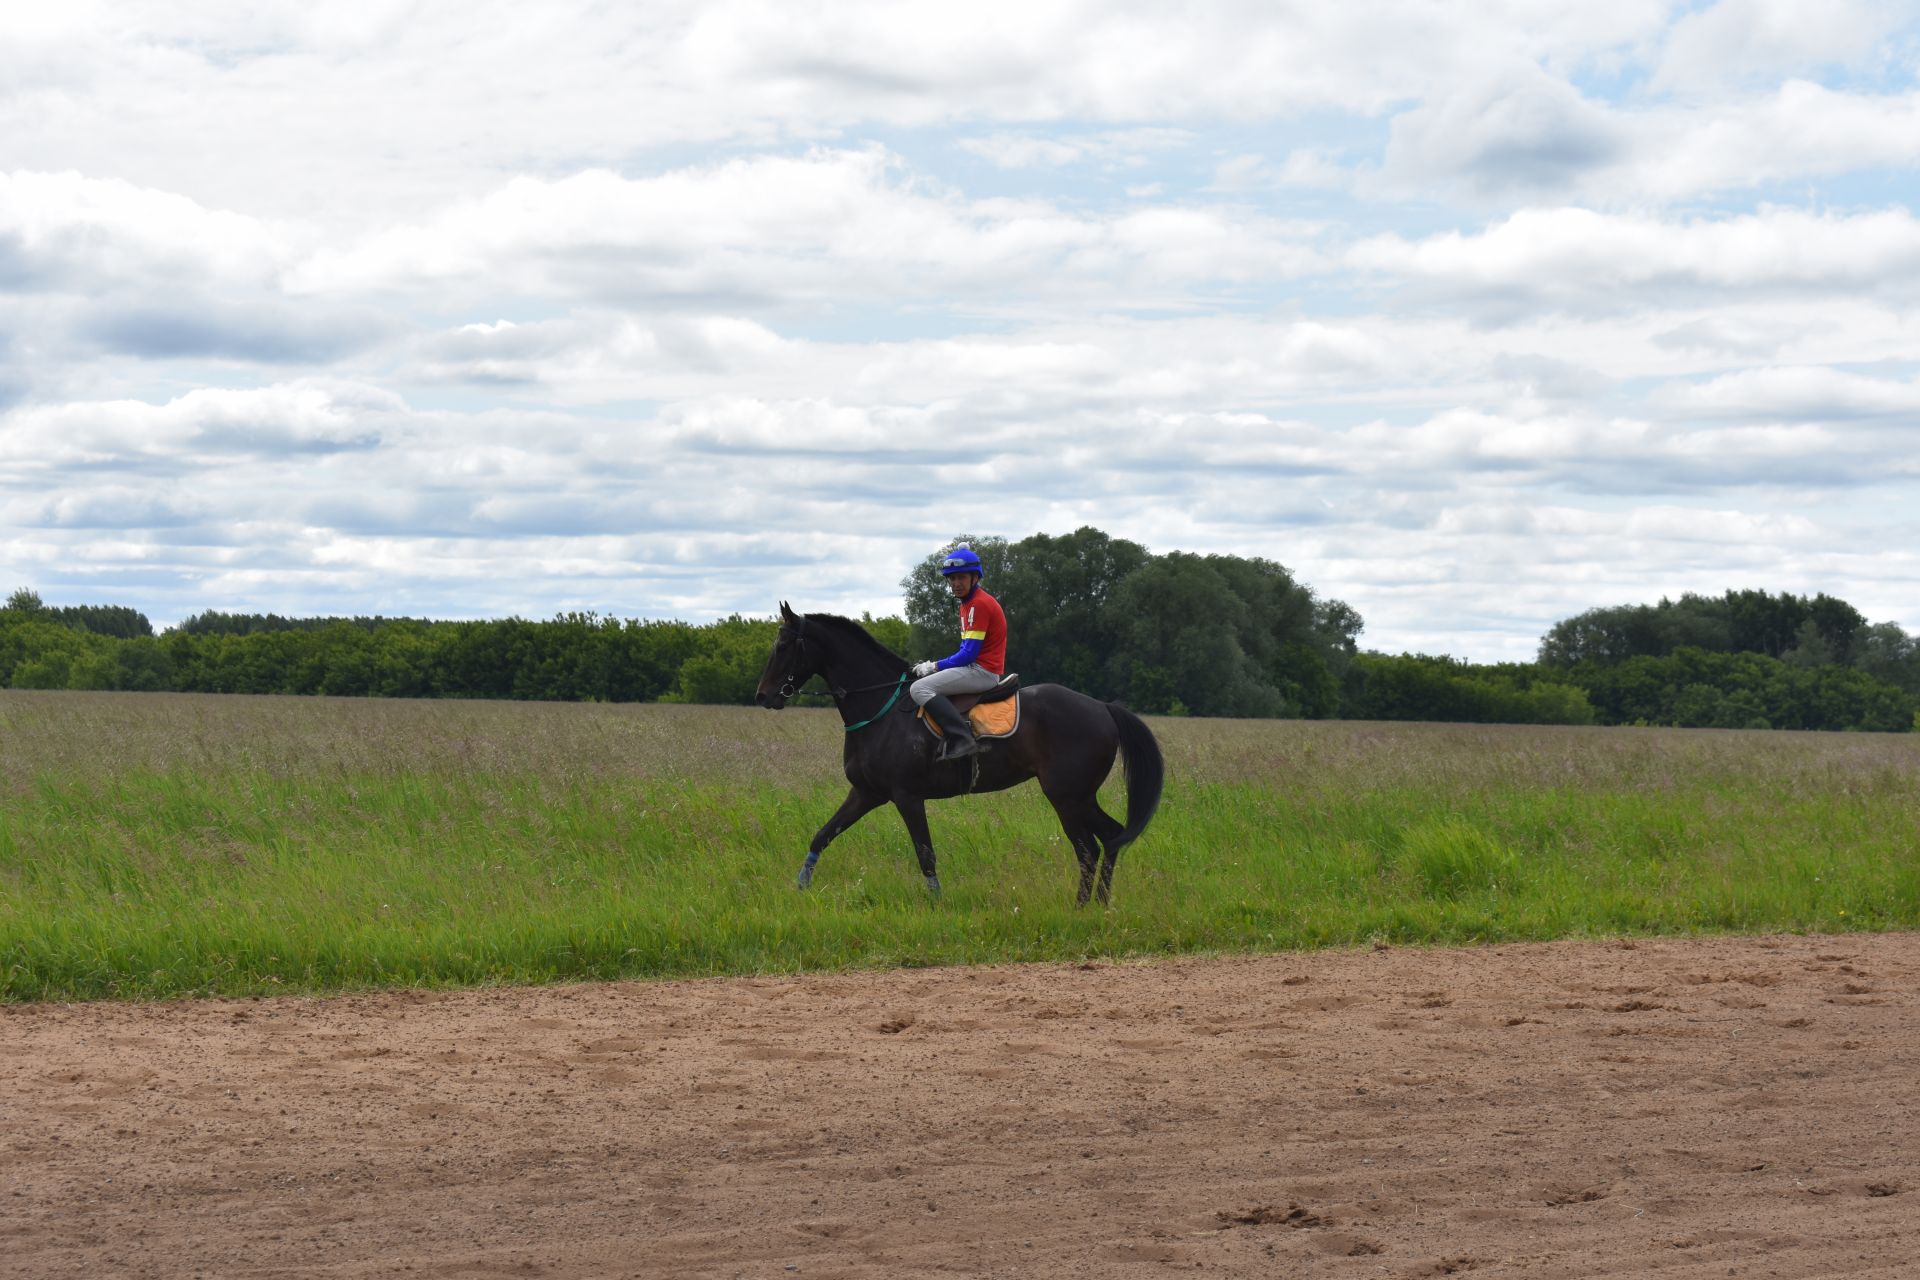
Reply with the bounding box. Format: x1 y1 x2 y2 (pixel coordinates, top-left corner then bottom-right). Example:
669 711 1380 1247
3 934 1917 1279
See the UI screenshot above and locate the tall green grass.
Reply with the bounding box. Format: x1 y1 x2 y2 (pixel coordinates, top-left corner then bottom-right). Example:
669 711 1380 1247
3 690 1917 1001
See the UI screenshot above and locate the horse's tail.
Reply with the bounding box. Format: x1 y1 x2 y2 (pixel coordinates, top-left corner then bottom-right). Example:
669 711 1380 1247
1106 702 1164 852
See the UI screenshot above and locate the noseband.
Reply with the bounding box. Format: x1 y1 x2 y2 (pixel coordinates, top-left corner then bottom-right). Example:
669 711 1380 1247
778 617 808 700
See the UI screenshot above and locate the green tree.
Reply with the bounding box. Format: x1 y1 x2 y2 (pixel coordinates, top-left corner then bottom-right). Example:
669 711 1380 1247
860 612 912 658
1782 619 1832 668
990 526 1149 694
1341 654 1595 725
48 604 153 638
1854 622 1919 694
0 619 111 690
671 616 780 704
1106 553 1283 717
1542 589 1869 668
114 638 178 692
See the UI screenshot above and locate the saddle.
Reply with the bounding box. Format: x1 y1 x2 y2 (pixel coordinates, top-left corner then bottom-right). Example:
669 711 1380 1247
949 673 1019 713
917 674 1022 741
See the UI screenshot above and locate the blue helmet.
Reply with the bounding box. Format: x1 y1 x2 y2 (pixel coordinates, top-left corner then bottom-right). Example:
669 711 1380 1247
939 545 984 578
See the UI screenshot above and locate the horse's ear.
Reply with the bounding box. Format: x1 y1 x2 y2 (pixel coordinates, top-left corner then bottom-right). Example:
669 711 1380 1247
779 601 797 622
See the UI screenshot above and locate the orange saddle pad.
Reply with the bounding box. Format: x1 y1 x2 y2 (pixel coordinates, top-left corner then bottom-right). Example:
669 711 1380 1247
918 694 1021 741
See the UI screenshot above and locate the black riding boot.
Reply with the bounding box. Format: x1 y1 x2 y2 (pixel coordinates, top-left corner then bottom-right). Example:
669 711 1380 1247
924 694 978 760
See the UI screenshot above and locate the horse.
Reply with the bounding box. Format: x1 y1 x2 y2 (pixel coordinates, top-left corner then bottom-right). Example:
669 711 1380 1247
753 603 1164 904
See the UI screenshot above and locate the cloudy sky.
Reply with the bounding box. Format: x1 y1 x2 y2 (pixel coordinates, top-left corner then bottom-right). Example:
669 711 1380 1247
4 1 1919 660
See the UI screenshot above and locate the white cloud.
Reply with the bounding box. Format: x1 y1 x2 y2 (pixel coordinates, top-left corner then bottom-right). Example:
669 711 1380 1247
958 135 1088 169
0 170 290 289
1664 366 1920 420
0 381 397 468
414 315 808 401
288 150 1323 305
410 313 1425 410
1431 502 1822 546
1651 0 1913 92
0 2 1675 225
1622 81 1920 199
1367 76 1920 205
0 170 390 368
1350 206 1920 312
1381 66 1624 199
958 128 1191 170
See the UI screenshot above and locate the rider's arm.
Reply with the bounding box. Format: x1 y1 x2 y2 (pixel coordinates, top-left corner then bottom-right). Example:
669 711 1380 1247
933 635 985 670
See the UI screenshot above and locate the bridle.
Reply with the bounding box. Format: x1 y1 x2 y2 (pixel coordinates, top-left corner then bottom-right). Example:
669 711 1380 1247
779 616 912 732
775 615 816 702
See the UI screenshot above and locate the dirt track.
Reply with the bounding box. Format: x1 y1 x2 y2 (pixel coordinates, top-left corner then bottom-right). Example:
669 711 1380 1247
4 934 1917 1278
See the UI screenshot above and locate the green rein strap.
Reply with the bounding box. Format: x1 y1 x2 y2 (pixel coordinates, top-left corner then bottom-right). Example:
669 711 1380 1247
844 671 910 733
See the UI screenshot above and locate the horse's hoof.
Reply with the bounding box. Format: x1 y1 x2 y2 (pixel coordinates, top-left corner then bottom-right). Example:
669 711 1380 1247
797 866 814 890
924 874 942 900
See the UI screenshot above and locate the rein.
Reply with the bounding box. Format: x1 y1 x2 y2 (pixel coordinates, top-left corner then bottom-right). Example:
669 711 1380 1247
840 671 909 733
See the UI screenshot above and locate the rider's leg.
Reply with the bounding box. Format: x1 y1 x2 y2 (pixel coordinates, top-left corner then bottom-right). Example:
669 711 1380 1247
910 665 999 760
922 694 978 759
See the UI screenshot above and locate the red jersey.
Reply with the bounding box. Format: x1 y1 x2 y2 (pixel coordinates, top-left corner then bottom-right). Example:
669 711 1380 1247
957 587 1007 675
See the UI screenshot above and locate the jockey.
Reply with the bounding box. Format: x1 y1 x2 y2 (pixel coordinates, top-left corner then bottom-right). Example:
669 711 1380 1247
910 544 1007 761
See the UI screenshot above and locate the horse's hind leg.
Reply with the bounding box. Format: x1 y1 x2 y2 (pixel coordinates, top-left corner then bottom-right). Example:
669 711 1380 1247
1067 820 1101 906
891 794 943 899
1089 807 1127 905
1073 830 1103 906
1045 794 1105 907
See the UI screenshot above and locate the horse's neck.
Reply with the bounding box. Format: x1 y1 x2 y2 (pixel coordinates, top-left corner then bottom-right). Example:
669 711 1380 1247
813 624 903 692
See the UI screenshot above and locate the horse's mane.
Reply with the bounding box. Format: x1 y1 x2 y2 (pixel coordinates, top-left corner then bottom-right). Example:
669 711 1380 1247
804 613 908 669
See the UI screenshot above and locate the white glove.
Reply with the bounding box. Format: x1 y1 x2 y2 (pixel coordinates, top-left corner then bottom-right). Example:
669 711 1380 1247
912 660 937 677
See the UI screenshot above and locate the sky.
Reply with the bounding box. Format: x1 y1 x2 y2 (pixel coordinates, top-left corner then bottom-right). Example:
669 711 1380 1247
3 0 1918 661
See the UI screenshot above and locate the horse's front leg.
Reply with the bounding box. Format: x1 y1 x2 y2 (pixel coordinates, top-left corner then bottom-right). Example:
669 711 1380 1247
799 787 886 889
891 793 942 900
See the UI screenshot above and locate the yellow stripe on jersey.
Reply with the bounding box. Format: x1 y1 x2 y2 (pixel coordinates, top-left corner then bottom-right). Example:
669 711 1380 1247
961 630 987 640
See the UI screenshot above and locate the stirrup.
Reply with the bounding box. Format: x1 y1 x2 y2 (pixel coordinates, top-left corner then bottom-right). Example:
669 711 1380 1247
938 734 979 761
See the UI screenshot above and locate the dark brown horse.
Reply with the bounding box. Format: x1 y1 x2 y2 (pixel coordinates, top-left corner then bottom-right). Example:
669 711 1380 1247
754 604 1163 903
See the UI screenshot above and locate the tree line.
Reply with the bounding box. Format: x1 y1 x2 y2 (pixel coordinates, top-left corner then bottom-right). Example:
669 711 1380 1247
1533 589 1920 732
1 588 868 705
5 565 1917 731
1339 589 1920 732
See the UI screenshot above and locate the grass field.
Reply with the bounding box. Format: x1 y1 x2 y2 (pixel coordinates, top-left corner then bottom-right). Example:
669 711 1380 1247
3 689 1917 1001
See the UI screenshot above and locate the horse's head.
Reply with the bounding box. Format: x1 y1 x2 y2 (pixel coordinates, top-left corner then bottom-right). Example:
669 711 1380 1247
755 601 822 709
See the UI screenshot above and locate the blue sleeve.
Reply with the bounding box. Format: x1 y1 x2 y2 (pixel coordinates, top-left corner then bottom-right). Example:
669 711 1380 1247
935 638 984 670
